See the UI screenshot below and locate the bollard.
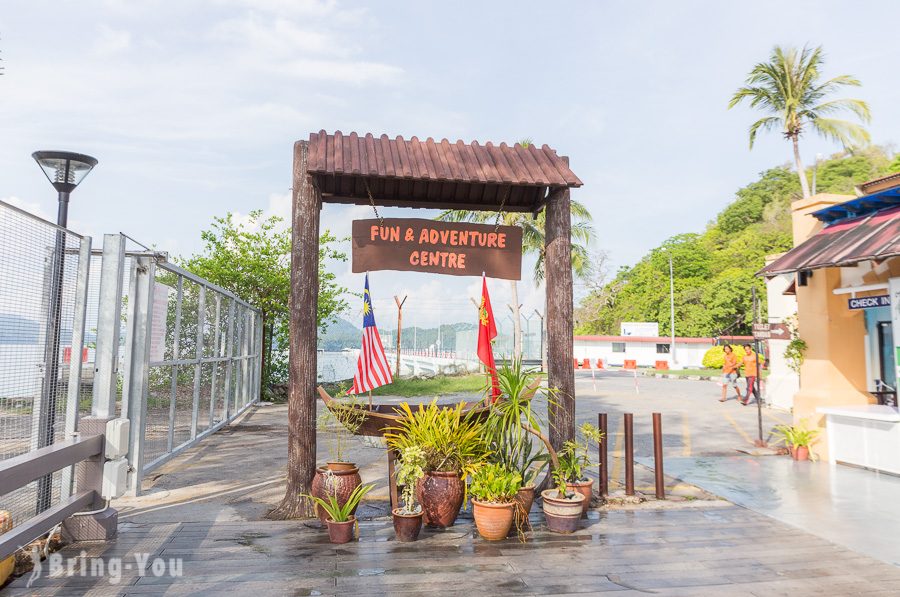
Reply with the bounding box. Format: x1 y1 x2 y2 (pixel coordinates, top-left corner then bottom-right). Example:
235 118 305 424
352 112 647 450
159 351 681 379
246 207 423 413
652 413 665 499
624 413 634 496
598 413 608 497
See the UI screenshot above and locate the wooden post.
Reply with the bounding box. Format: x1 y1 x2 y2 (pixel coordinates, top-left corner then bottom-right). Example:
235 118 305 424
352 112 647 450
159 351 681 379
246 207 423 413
598 413 608 497
624 413 635 496
545 173 575 451
652 412 666 499
394 295 407 377
272 141 319 519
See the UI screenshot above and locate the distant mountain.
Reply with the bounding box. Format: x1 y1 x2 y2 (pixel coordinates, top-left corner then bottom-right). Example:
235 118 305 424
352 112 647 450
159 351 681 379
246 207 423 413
317 317 362 352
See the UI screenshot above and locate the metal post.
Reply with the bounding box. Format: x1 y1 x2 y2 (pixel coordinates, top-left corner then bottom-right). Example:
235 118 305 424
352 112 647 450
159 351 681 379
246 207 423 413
624 413 635 496
123 256 155 495
167 276 184 452
60 236 92 500
534 309 546 373
209 294 221 425
92 234 126 418
190 286 206 439
598 413 608 497
394 295 406 377
652 412 665 499
223 300 235 420
752 287 764 446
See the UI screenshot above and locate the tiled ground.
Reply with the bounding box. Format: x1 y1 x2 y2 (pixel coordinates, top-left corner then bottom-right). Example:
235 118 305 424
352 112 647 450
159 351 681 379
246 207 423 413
8 505 900 596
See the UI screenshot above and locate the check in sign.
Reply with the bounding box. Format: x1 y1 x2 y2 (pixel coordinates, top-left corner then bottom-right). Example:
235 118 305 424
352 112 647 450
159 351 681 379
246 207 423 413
848 295 890 310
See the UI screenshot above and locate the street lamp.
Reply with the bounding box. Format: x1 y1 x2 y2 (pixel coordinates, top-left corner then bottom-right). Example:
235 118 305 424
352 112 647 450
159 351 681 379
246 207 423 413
663 248 677 367
32 150 97 512
32 150 98 226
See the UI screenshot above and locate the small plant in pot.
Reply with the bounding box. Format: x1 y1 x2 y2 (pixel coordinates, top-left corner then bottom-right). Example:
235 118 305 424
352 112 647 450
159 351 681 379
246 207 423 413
775 420 819 461
541 468 586 534
304 483 373 544
392 445 426 542
469 463 523 541
555 422 604 515
311 394 366 521
385 400 488 528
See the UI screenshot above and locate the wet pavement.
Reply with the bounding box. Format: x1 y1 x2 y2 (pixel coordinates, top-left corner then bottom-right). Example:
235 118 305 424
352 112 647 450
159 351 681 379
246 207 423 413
654 455 900 568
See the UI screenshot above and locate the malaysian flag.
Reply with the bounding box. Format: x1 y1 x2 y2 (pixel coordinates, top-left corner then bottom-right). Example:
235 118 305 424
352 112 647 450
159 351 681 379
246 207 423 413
349 274 393 394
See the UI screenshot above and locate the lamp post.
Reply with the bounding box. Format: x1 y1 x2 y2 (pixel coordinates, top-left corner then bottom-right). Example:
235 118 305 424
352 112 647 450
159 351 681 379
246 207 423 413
533 309 545 372
32 150 97 512
663 249 676 367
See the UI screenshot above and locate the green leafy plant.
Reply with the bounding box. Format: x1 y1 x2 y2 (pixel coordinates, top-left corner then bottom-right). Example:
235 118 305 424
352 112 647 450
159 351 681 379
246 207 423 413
302 483 373 523
316 391 367 463
783 315 807 374
551 467 571 499
702 344 747 369
469 463 522 504
384 400 489 481
556 422 604 484
395 445 426 514
774 420 819 449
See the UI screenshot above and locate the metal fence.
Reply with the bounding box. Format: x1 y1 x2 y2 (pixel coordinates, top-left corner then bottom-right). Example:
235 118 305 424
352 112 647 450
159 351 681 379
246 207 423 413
0 200 263 525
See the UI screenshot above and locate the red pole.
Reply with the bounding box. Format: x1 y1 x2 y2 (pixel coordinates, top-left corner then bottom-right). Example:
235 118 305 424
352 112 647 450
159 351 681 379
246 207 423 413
624 413 634 496
652 413 665 499
598 413 608 497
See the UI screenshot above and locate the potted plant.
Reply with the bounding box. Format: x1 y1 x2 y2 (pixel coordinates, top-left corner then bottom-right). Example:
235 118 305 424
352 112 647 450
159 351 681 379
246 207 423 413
541 468 586 534
392 445 426 542
304 483 373 544
311 393 367 521
775 420 819 461
385 400 488 528
487 361 550 517
469 463 522 541
555 422 604 515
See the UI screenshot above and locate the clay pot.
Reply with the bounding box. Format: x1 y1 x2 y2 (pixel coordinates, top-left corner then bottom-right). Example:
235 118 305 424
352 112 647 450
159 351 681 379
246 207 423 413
311 466 362 522
566 479 594 516
392 509 424 542
791 445 810 461
541 489 585 534
325 517 356 544
326 461 357 472
416 471 464 528
516 485 535 516
472 500 515 541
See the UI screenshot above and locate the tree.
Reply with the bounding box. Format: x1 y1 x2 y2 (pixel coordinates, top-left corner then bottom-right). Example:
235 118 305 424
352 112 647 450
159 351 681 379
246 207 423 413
729 45 871 199
438 186 595 361
180 210 348 390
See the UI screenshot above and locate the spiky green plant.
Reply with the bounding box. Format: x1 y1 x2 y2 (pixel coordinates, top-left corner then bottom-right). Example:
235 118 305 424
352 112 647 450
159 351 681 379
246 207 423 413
302 483 373 523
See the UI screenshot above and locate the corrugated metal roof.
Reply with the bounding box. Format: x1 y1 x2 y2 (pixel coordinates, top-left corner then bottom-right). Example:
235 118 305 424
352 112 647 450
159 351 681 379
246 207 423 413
761 206 900 276
306 131 582 213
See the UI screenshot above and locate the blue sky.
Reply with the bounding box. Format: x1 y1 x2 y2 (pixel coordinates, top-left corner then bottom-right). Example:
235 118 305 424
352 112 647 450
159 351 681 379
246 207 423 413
2 1 898 329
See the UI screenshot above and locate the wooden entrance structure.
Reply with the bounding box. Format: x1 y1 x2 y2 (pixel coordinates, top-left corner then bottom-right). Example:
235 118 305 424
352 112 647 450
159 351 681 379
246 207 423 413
272 131 583 518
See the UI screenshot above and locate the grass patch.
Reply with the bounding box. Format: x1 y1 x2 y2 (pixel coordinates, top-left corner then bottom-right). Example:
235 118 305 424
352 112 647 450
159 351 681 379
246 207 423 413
320 374 489 398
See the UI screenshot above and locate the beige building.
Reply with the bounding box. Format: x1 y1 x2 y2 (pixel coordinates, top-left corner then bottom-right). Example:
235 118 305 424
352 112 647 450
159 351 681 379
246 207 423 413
762 174 900 466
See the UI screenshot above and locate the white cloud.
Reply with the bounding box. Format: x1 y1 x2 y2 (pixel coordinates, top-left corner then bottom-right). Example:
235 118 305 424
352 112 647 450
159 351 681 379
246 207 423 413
91 24 132 56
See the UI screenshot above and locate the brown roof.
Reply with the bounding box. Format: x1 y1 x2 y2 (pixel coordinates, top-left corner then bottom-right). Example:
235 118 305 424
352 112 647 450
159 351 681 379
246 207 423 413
760 206 900 276
306 131 582 213
857 172 900 196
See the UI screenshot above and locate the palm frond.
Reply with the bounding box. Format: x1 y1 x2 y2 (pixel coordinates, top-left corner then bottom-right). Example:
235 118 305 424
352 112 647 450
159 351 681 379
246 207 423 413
809 117 871 148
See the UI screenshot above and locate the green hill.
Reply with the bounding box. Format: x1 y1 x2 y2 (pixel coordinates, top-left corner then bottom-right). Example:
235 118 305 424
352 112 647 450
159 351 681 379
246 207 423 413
575 148 898 337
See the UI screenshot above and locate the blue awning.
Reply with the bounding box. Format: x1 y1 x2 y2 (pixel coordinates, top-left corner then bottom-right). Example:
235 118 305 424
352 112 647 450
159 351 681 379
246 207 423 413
811 186 900 225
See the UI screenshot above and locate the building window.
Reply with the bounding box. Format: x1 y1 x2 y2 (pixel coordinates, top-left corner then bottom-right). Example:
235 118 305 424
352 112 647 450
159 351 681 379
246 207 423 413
656 343 670 354
612 342 626 353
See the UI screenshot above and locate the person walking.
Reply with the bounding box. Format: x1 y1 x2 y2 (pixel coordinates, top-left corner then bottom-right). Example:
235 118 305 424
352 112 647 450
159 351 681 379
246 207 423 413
741 343 762 406
719 345 743 402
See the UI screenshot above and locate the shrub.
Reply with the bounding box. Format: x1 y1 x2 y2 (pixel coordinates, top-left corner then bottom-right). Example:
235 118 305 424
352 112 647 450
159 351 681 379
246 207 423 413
702 344 747 369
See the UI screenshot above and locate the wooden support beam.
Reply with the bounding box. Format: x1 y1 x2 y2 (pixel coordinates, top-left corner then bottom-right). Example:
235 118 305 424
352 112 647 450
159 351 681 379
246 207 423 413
544 168 575 452
272 141 320 519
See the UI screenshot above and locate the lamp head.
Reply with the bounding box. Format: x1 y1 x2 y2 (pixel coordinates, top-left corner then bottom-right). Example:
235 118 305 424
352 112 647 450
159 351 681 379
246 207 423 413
32 150 98 194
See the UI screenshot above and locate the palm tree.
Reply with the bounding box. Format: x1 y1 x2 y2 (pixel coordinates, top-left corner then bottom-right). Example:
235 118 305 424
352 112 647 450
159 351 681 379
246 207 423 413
729 45 871 199
438 155 595 361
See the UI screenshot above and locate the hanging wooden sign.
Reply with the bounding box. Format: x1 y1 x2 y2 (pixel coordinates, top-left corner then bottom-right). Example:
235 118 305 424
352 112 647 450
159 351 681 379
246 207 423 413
351 218 522 280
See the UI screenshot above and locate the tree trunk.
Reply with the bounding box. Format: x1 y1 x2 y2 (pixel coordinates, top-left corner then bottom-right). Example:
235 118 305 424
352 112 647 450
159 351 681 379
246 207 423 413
509 280 522 362
270 141 319 520
544 179 575 453
792 135 811 199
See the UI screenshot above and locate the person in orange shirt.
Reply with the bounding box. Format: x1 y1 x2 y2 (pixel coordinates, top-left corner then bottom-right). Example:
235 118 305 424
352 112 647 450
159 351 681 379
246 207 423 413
741 343 763 406
719 345 743 402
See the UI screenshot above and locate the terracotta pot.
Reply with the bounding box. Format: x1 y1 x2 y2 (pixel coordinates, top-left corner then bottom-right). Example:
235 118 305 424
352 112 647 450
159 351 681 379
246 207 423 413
792 445 810 461
392 509 424 542
516 485 535 516
325 517 356 544
566 479 594 515
311 466 362 522
472 500 515 541
326 461 357 472
541 489 585 534
416 471 464 528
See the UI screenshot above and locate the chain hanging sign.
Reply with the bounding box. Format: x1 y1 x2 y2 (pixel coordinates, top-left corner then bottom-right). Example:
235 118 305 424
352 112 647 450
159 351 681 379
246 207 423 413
351 218 522 280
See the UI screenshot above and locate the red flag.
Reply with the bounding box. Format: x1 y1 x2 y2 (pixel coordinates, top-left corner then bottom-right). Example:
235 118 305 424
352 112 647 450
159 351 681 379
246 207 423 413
477 275 501 401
